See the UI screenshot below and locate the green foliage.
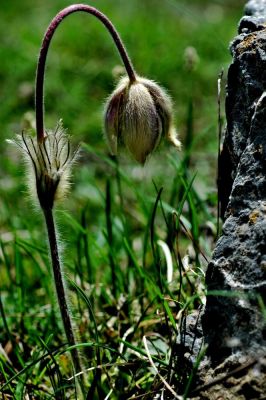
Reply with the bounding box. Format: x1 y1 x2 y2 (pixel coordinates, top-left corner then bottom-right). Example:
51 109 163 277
0 0 243 398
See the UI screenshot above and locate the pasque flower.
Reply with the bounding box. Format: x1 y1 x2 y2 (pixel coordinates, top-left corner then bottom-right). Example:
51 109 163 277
105 75 181 164
9 3 181 396
9 121 78 210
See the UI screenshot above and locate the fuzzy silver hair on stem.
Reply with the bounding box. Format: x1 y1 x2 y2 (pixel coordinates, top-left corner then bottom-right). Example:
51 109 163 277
9 3 181 396
9 121 78 210
8 122 84 394
9 4 142 396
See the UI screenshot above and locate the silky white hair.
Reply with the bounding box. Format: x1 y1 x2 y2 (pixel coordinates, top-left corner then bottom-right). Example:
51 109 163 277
104 75 181 164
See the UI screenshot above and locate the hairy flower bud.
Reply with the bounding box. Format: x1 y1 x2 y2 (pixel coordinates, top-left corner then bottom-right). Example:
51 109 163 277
9 121 78 209
104 76 181 164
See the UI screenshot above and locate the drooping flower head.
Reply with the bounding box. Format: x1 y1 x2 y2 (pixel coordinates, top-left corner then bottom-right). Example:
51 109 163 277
104 75 181 164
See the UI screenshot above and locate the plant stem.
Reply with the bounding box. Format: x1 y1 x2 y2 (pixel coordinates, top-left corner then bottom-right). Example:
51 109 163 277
36 4 137 141
43 207 85 394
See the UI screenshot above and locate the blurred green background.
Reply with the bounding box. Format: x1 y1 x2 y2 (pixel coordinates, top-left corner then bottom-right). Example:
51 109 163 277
0 0 243 143
0 0 244 224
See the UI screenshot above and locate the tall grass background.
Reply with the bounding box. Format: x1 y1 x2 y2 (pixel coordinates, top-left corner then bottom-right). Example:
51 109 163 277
0 0 244 398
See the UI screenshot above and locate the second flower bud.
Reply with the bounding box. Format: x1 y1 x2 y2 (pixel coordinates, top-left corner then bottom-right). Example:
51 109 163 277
104 76 181 164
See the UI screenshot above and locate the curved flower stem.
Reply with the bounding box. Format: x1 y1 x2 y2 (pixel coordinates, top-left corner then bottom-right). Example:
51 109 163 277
35 3 137 141
43 207 85 395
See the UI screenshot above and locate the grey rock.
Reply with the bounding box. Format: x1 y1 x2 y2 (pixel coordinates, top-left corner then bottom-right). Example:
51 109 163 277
202 0 266 368
245 0 266 17
239 0 266 34
238 16 266 34
174 3 266 398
